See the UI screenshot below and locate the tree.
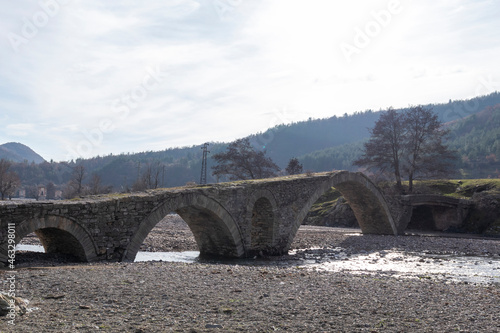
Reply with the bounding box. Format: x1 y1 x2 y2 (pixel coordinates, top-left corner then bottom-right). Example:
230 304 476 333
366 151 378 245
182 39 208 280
46 182 56 199
286 157 303 175
403 106 456 192
0 159 21 200
88 173 112 195
132 161 163 191
354 108 405 190
354 106 455 193
212 138 280 181
65 164 86 198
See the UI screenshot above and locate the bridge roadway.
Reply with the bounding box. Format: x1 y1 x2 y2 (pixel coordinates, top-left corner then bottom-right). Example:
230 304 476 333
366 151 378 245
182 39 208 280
0 171 472 265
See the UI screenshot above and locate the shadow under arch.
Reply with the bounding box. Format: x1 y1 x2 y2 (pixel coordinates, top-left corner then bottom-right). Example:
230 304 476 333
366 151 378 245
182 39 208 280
122 193 245 261
0 215 98 263
287 171 397 248
246 189 280 256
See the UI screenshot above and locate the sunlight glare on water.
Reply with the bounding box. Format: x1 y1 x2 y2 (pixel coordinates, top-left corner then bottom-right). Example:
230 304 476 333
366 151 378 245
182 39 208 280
14 244 500 284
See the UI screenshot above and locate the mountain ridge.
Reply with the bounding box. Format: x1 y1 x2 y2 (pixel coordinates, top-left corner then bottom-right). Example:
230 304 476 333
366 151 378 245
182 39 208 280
5 92 500 190
0 142 45 164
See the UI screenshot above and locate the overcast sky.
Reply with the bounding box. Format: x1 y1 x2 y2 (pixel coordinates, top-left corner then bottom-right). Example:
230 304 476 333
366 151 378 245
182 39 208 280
1 0 500 162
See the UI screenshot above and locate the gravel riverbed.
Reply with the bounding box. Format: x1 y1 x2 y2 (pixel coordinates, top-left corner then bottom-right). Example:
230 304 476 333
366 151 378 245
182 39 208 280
2 215 500 332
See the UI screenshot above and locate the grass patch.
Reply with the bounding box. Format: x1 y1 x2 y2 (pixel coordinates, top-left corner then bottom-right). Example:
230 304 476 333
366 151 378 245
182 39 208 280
307 187 342 218
400 179 500 198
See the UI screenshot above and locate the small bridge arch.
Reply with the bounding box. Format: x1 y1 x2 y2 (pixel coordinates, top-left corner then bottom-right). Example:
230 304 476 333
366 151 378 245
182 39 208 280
288 171 397 247
246 189 280 255
403 194 473 231
123 193 245 261
0 215 98 262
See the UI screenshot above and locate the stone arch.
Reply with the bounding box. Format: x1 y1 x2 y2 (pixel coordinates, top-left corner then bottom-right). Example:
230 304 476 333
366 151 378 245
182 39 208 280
404 195 472 232
0 215 98 263
123 193 245 261
287 171 397 247
246 190 279 255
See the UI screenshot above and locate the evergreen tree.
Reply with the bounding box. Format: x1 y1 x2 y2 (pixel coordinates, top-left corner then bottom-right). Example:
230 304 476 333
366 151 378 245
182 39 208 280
286 158 304 175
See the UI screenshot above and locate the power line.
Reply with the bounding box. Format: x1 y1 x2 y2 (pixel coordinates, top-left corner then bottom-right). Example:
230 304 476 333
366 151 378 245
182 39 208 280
200 143 210 185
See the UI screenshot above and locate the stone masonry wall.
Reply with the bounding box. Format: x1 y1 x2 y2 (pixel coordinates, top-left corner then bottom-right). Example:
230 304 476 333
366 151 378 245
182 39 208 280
1 171 403 264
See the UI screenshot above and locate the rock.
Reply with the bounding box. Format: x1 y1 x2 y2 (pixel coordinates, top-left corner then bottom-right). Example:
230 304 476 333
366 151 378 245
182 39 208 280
0 293 28 317
44 294 65 299
205 323 223 329
464 192 500 235
304 196 359 228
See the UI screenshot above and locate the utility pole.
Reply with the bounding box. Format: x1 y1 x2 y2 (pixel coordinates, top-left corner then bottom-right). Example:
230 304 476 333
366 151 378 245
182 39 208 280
200 143 210 185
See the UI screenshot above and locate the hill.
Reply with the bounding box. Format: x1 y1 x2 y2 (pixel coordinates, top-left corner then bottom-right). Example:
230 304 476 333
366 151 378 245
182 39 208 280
250 92 500 167
0 142 45 164
296 100 500 178
6 92 500 193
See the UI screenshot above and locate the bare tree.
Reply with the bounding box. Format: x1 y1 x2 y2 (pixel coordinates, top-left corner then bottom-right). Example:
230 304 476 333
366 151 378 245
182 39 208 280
65 164 86 198
0 159 20 200
132 161 163 191
286 157 304 175
403 106 456 192
212 138 280 181
354 108 405 190
354 106 455 193
88 173 112 195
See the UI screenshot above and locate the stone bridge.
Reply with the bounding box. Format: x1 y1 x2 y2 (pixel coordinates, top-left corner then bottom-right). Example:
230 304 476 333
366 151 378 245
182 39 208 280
399 194 473 231
0 171 470 264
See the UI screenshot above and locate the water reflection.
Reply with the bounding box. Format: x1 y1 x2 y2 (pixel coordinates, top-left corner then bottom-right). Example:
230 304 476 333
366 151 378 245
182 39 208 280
134 251 200 263
309 250 500 284
16 244 44 253
14 244 500 284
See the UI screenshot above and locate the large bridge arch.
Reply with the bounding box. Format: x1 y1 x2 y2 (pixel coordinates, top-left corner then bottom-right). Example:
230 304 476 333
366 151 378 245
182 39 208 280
0 215 98 263
123 193 245 261
287 171 397 247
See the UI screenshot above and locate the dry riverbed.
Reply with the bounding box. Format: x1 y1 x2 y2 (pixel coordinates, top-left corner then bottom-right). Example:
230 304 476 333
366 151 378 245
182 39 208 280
2 215 500 332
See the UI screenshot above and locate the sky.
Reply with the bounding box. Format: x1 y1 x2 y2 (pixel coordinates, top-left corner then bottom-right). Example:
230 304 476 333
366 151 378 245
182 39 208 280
1 0 500 162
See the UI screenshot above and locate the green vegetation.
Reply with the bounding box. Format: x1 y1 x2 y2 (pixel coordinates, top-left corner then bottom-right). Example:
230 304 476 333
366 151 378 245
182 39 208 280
404 179 500 198
307 179 500 234
306 187 342 218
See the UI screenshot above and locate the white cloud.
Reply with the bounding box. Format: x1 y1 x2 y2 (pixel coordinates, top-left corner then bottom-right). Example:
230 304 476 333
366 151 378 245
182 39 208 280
1 0 499 161
6 123 35 137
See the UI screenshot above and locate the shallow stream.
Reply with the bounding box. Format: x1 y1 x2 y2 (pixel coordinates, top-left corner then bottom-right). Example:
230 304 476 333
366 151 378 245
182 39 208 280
15 244 500 285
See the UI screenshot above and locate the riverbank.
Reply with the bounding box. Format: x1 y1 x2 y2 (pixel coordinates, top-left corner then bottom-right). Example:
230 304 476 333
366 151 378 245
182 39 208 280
3 215 500 332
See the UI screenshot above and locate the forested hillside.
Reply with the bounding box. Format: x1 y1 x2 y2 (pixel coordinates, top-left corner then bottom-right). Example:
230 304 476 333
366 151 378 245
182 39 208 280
248 111 380 167
447 104 500 178
296 102 500 179
4 92 500 195
0 142 45 164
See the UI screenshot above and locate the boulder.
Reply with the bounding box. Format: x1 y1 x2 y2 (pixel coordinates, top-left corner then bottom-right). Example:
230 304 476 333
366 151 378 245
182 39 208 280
0 293 28 317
